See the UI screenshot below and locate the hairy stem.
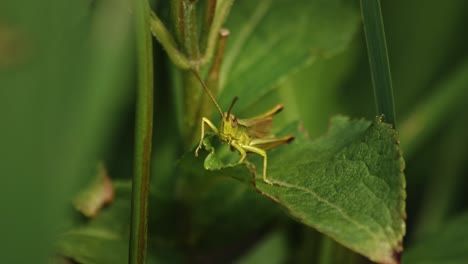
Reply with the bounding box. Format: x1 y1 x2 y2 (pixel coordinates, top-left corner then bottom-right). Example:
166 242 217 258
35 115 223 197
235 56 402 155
150 11 191 69
182 0 201 59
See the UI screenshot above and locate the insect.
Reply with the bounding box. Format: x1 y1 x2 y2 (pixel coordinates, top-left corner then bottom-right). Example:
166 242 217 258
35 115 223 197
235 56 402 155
192 70 294 185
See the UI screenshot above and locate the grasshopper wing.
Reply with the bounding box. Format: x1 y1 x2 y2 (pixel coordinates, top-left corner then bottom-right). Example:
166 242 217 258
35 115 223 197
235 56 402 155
238 104 284 138
249 135 295 151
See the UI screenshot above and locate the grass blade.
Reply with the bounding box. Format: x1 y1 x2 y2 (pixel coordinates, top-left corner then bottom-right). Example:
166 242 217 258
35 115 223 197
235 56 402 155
360 0 396 127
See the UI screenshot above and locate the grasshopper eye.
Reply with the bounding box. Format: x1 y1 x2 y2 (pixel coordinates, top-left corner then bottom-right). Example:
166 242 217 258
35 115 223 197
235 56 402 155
231 116 238 127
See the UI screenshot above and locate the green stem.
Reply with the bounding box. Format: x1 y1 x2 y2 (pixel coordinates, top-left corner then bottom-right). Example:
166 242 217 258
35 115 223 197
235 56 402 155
182 0 201 59
200 0 235 65
150 11 191 69
399 57 468 156
188 29 230 144
182 70 202 145
360 0 396 127
150 0 234 145
170 0 184 45
200 0 217 52
129 0 154 263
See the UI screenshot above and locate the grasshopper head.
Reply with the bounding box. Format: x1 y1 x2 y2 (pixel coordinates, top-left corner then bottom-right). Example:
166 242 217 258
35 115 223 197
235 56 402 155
222 112 239 127
221 112 239 136
220 97 240 134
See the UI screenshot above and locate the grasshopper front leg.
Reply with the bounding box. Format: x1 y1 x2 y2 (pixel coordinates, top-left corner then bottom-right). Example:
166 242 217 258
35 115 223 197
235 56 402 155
230 141 247 163
195 117 219 157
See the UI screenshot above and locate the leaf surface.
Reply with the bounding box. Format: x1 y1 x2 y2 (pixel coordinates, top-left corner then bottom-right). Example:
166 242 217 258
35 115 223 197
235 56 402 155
219 0 360 113
187 116 406 263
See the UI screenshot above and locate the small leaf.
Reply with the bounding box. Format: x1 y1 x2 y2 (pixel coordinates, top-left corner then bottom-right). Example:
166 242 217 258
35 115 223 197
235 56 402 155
402 212 468 264
57 181 175 264
57 182 131 264
72 163 114 218
219 0 360 112
187 116 406 264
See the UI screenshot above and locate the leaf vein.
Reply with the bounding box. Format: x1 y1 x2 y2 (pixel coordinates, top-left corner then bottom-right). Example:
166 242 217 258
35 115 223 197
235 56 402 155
273 180 381 242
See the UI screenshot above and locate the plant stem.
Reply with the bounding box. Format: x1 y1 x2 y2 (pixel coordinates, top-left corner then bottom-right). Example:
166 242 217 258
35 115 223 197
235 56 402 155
399 57 468 157
182 0 201 59
360 0 396 127
150 11 191 69
200 0 217 52
150 0 234 145
207 29 230 85
129 0 154 263
201 0 235 65
188 29 230 144
170 0 184 45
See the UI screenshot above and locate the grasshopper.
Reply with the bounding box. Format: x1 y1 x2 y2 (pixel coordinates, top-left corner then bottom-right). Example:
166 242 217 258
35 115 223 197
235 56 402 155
193 71 294 185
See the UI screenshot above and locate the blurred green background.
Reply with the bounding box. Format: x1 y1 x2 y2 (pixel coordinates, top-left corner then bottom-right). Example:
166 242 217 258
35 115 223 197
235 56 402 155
1 0 467 263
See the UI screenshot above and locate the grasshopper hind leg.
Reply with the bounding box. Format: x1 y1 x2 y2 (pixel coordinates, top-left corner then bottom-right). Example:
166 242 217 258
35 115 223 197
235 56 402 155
241 145 271 185
231 142 272 185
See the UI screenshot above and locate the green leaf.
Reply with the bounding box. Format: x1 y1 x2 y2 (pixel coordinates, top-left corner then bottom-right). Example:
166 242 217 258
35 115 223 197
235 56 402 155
56 182 132 264
219 0 360 113
73 163 114 218
56 181 181 264
186 116 406 263
402 212 468 264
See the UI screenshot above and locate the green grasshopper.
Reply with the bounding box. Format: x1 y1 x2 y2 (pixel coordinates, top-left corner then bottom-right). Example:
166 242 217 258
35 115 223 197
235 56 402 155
193 71 294 185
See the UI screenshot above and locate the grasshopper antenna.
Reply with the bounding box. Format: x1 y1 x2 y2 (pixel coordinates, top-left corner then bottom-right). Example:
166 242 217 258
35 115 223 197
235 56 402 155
191 70 224 118
226 96 238 121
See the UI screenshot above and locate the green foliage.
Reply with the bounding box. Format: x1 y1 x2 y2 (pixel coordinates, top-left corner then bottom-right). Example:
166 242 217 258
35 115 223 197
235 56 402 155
190 116 405 263
219 0 360 113
3 0 468 263
402 212 468 264
0 0 132 263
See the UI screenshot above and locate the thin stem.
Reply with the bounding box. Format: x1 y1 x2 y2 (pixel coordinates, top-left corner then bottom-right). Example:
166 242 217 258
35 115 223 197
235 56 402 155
129 0 154 263
200 0 217 52
201 0 234 65
188 29 230 144
360 0 397 127
207 28 230 84
149 11 191 69
203 29 229 112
